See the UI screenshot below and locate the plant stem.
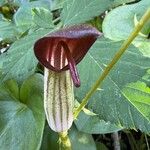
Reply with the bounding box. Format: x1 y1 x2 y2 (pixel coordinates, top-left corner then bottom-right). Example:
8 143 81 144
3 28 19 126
144 134 150 150
53 17 61 24
111 132 120 150
58 131 72 150
74 8 150 119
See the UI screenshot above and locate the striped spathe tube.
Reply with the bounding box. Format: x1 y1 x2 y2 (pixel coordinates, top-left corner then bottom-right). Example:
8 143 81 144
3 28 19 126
44 68 74 132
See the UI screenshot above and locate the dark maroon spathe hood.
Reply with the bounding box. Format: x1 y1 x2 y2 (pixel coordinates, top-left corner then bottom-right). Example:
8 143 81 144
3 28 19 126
34 24 102 72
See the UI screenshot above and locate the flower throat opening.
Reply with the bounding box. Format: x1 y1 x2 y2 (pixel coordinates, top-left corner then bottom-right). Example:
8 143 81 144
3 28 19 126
56 41 80 87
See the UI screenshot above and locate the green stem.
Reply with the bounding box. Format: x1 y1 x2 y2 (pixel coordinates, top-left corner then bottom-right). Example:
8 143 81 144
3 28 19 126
53 17 61 24
74 8 150 119
145 134 150 150
58 131 72 150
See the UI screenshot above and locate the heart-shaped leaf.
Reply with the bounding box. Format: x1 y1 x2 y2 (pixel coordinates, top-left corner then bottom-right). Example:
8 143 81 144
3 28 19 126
102 0 150 57
103 0 150 41
0 74 45 150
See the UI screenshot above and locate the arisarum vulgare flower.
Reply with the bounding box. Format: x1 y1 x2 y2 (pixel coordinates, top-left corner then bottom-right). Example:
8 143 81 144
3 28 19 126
34 24 101 132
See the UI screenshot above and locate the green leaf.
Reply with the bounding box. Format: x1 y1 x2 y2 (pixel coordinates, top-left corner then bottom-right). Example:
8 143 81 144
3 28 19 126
14 0 29 6
0 74 45 150
134 38 150 57
51 0 65 10
0 0 5 6
142 69 150 84
41 124 97 150
40 125 59 150
69 125 96 150
0 28 53 83
122 81 150 123
96 142 108 150
134 12 150 35
20 73 44 104
0 0 29 6
0 14 3 19
102 0 150 56
0 21 18 40
29 0 51 9
33 7 54 28
3 79 19 100
13 5 34 32
74 100 122 134
103 0 150 40
13 1 51 32
0 58 2 69
61 0 135 26
75 37 150 133
75 110 122 134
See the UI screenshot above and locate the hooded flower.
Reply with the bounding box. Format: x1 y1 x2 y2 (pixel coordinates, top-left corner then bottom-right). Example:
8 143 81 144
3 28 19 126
34 24 101 132
34 24 101 87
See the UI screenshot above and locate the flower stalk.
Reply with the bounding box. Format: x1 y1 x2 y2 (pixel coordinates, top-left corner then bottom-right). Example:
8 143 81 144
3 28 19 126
58 131 71 150
74 8 150 119
34 24 101 150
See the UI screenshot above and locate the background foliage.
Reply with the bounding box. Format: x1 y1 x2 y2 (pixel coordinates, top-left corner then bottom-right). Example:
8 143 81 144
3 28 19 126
0 0 149 149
